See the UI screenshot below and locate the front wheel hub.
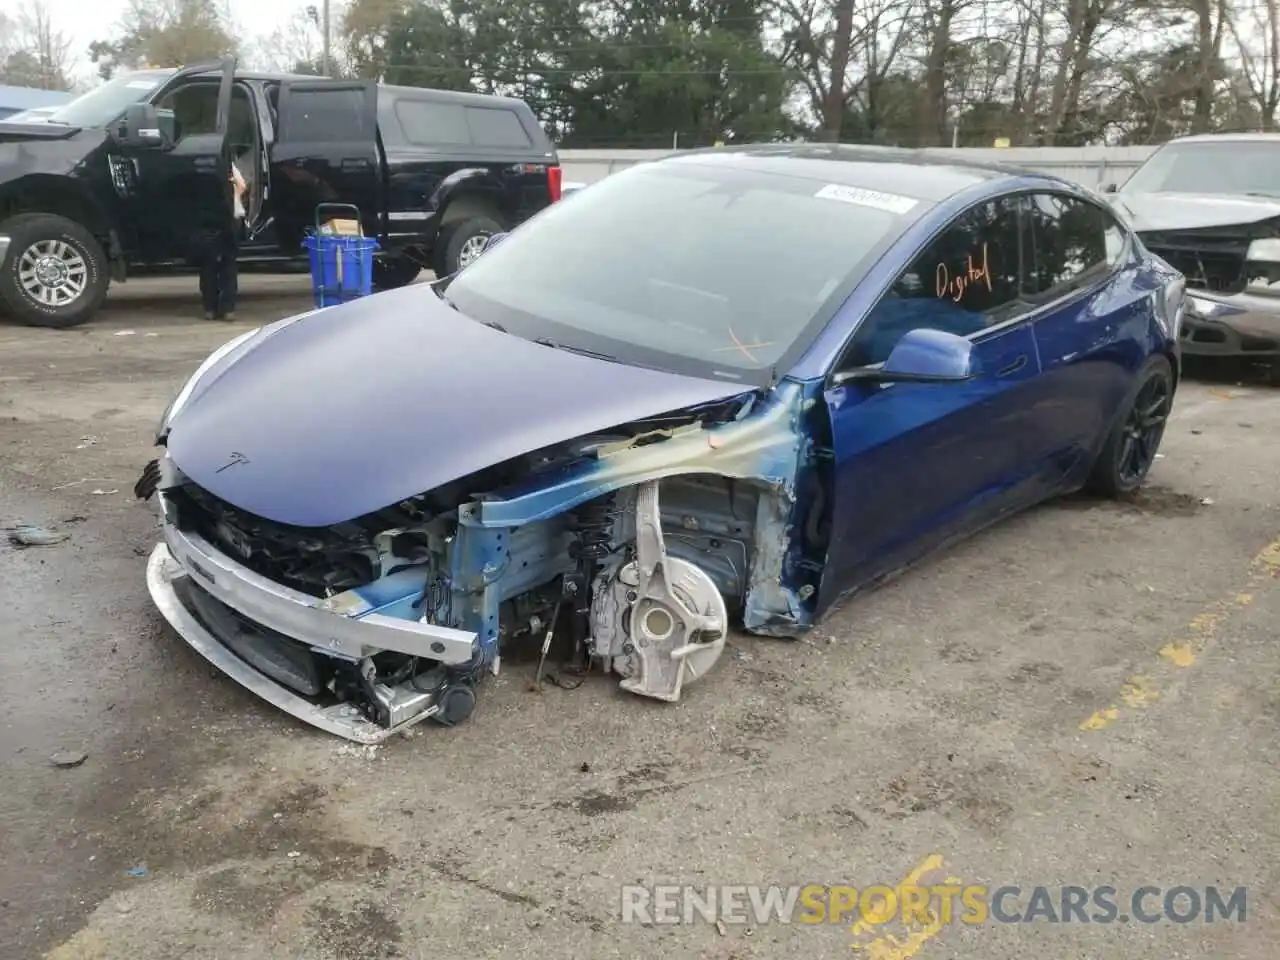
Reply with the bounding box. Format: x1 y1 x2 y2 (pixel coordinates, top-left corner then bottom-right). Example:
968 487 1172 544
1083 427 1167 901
17 239 88 307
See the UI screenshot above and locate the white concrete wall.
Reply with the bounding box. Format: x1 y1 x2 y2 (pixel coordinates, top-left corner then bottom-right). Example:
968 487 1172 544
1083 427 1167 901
557 145 1161 191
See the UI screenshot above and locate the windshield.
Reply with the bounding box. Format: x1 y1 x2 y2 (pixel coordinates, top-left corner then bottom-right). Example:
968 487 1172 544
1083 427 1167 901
45 72 172 128
443 161 927 383
1121 141 1280 197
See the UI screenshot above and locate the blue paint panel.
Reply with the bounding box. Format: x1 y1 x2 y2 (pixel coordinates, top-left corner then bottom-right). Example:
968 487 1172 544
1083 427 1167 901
165 284 751 528
814 175 1177 614
821 319 1045 596
1027 262 1160 480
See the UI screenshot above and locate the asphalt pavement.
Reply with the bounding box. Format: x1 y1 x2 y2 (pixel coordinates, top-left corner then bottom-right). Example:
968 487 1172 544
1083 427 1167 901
1 275 1277 960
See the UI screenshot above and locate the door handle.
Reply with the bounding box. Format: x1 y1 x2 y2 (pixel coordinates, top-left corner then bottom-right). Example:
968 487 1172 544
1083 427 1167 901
997 355 1028 377
193 156 217 170
340 157 371 171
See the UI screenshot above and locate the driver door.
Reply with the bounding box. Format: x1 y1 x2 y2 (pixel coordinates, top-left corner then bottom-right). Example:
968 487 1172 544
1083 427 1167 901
128 59 236 262
819 195 1046 599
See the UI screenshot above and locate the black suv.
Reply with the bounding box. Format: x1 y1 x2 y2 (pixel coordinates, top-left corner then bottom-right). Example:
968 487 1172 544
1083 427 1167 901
0 60 562 327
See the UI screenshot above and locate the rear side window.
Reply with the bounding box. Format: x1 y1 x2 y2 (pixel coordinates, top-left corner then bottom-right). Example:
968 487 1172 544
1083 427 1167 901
466 107 531 147
848 197 1027 367
1025 193 1126 299
394 100 532 148
395 100 470 145
280 86 374 142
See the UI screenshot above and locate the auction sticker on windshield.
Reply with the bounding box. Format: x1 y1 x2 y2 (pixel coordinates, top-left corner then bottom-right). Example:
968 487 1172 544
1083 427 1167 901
814 183 919 215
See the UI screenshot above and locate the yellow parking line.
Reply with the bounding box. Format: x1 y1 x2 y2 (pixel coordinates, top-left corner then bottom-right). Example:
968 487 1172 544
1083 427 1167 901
1080 536 1280 731
850 854 954 959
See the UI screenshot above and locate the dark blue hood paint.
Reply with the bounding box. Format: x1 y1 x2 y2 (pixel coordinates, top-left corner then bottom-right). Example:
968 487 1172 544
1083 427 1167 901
165 284 753 527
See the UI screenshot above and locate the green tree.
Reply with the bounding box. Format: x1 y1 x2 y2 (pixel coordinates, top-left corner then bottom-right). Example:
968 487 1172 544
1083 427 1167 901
379 0 477 90
346 0 792 145
556 0 797 146
89 0 238 80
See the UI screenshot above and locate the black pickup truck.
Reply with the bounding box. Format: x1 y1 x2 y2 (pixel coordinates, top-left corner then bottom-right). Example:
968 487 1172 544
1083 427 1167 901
0 60 563 327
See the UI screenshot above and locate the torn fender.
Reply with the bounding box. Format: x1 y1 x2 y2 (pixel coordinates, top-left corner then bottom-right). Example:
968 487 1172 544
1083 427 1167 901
470 379 822 635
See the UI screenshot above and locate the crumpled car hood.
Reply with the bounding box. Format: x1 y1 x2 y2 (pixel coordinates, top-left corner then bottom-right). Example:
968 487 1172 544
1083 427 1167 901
1112 191 1280 233
165 284 752 527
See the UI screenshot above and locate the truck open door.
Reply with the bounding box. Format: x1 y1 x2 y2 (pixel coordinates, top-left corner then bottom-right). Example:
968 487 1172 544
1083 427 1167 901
269 80 381 252
122 58 237 263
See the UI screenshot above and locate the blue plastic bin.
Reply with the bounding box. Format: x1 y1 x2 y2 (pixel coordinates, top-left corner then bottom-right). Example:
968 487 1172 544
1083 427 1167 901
303 233 379 308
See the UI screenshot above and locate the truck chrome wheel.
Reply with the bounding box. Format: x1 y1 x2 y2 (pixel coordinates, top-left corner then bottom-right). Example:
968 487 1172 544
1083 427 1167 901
18 239 88 307
0 214 109 328
456 234 491 269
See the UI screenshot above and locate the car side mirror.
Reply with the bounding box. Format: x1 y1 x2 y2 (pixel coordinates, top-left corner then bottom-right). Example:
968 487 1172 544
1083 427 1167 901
119 103 165 148
1101 183 1118 194
833 328 977 386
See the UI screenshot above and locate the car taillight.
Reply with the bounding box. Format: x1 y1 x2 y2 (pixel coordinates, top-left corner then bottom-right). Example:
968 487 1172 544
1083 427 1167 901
548 165 562 202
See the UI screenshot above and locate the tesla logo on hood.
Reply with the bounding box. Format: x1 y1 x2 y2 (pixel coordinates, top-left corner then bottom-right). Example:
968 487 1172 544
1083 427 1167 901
215 451 251 473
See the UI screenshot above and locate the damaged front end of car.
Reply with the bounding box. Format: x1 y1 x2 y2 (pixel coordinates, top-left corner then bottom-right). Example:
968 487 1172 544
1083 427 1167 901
1114 195 1280 357
136 379 831 743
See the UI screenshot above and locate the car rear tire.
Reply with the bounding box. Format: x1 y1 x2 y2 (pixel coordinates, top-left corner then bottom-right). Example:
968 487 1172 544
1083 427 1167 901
371 255 423 291
0 213 110 329
434 214 505 277
1085 354 1174 497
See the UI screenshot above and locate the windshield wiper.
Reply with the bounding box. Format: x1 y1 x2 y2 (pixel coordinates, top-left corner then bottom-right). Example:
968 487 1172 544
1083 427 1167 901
533 337 618 363
1242 191 1280 199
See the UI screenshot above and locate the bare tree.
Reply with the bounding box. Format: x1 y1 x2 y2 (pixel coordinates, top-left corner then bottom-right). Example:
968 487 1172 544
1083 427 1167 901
1227 0 1278 127
248 4 329 73
774 0 916 141
0 1 74 90
820 0 856 138
1015 0 1052 138
1188 0 1229 131
916 0 969 146
850 0 916 139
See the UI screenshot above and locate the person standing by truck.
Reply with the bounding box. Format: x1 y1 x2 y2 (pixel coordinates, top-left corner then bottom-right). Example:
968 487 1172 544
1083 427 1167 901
0 67 562 329
200 154 246 321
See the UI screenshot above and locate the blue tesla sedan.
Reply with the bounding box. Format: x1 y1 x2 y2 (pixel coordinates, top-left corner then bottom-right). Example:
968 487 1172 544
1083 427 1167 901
136 144 1184 741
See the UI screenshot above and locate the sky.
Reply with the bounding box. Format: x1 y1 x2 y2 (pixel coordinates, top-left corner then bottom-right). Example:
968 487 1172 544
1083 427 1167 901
54 0 302 86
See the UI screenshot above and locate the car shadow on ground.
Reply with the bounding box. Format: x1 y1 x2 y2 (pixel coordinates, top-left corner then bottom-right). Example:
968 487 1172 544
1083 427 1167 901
1182 355 1280 387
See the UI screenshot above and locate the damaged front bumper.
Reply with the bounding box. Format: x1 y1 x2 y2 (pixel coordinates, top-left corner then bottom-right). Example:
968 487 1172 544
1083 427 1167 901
1180 291 1280 357
140 377 822 742
146 498 484 743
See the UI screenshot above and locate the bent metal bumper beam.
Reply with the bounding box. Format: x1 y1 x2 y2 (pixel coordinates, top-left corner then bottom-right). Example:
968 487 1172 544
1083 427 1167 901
147 517 482 743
